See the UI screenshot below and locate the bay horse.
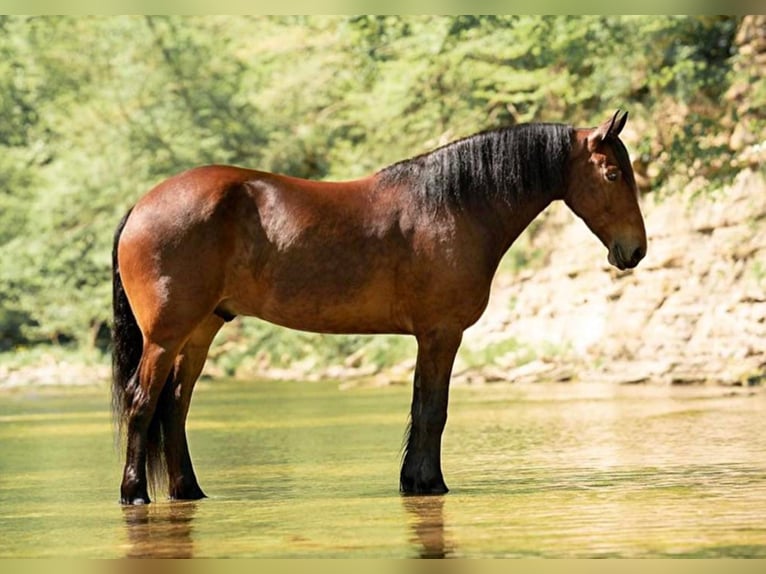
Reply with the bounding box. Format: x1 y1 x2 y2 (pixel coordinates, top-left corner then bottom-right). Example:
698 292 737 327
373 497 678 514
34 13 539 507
112 110 646 505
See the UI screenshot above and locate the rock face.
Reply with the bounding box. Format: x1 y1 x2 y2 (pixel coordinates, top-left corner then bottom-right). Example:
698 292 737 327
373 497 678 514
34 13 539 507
461 168 766 386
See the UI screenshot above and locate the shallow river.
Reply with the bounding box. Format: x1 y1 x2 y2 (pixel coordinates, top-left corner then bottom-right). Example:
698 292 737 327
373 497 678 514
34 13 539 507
0 379 764 558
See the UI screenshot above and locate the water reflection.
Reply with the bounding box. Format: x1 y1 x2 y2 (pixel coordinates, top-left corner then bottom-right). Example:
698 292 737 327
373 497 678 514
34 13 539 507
122 501 197 558
402 496 455 558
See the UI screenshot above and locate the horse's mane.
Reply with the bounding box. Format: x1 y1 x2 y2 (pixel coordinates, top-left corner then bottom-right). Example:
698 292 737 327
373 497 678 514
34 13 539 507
376 123 575 207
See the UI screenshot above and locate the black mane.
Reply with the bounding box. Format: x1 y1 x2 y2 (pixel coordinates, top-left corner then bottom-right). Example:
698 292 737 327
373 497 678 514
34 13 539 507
376 123 574 207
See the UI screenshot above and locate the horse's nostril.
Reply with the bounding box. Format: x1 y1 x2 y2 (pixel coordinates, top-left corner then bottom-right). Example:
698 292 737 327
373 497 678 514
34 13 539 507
631 246 645 265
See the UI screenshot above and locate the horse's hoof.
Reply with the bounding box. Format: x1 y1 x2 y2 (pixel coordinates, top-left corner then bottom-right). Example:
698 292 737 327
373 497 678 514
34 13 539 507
168 477 207 501
120 485 151 505
399 477 449 495
120 495 151 505
169 488 207 501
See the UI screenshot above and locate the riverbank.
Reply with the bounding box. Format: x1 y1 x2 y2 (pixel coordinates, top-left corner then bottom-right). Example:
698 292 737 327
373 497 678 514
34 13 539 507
0 346 109 390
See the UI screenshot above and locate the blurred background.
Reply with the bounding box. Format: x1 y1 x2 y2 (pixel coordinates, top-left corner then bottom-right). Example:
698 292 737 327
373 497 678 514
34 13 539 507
0 15 764 388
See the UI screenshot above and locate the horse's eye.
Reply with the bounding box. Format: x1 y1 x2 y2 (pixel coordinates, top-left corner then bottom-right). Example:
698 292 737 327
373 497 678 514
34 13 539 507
605 170 619 182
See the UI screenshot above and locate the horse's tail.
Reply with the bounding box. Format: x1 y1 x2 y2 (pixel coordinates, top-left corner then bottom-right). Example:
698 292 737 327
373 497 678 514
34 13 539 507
112 207 142 437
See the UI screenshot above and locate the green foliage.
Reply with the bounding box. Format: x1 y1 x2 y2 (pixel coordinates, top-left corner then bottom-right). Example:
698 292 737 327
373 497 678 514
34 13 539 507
0 16 750 368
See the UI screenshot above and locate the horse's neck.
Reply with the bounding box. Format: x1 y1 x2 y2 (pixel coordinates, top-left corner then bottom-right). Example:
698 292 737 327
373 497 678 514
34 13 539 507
484 193 556 263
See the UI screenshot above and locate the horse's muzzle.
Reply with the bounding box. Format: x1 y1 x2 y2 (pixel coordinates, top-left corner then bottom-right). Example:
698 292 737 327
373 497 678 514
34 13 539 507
608 243 645 270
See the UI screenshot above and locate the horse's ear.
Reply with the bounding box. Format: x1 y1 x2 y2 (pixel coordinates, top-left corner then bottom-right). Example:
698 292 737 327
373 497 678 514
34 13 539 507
587 110 628 151
611 110 628 137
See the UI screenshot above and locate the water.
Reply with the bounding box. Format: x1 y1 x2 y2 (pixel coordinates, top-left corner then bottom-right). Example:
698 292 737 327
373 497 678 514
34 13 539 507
1 379 765 558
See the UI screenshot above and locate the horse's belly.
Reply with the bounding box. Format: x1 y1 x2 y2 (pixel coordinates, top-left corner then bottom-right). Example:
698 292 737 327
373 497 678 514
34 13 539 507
258 296 405 334
228 278 409 335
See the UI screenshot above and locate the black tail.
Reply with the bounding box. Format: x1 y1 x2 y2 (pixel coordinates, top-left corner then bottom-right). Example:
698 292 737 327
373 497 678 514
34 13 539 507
112 208 141 434
112 209 168 494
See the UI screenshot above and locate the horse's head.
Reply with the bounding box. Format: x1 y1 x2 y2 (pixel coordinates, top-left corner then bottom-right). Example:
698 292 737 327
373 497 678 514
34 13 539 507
564 110 647 270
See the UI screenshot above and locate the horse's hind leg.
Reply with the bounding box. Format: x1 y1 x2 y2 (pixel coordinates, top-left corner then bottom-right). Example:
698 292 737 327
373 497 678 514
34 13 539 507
120 339 181 505
400 328 462 495
160 315 224 500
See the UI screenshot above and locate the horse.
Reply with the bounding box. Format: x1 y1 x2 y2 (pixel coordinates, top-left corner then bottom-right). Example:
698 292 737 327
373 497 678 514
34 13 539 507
112 110 646 505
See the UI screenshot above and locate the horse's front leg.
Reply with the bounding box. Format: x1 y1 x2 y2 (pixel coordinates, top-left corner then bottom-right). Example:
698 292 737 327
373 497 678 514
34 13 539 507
400 328 463 495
